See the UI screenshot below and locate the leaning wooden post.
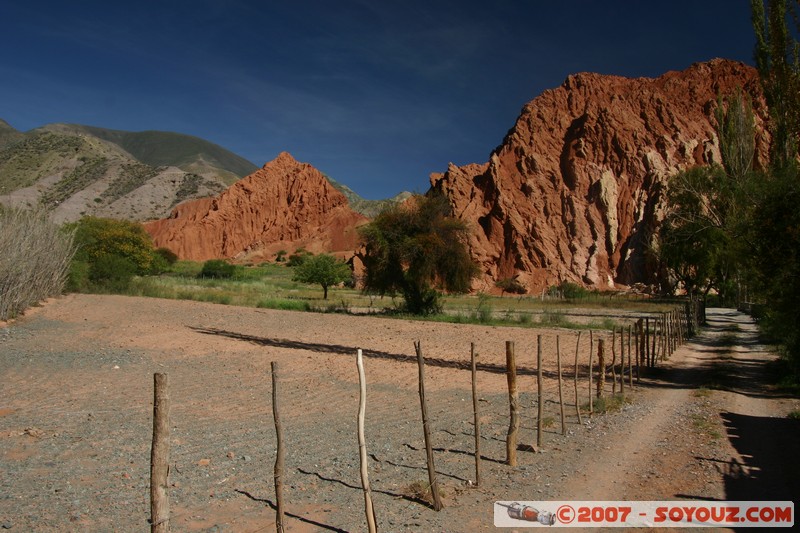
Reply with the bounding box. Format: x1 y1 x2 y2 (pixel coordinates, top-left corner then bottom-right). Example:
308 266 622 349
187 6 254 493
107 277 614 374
505 341 519 466
470 343 481 486
596 339 606 399
588 330 594 414
150 373 170 533
356 350 377 533
271 362 286 533
414 341 443 511
573 331 583 425
536 335 544 449
557 335 566 435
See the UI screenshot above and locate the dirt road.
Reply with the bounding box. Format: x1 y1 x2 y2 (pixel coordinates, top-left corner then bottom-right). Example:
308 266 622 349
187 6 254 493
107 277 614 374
0 295 797 531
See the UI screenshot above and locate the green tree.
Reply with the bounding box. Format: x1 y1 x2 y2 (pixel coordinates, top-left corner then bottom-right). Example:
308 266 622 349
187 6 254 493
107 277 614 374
749 0 800 371
752 0 800 164
659 91 758 304
358 193 478 315
292 253 351 299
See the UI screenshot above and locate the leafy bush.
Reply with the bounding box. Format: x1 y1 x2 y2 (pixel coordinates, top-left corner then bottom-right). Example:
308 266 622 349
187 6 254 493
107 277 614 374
560 281 589 300
155 247 179 266
71 217 159 275
199 259 237 279
0 207 76 320
286 249 312 267
471 293 493 323
495 277 527 295
89 254 137 291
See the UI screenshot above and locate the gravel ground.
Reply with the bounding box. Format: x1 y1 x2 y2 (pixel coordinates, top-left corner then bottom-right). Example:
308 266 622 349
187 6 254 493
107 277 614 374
1 295 797 532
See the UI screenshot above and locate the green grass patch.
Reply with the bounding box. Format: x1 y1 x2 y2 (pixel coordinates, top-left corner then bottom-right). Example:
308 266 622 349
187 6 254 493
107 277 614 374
584 393 632 414
89 259 685 332
691 413 722 440
693 386 714 397
257 298 312 312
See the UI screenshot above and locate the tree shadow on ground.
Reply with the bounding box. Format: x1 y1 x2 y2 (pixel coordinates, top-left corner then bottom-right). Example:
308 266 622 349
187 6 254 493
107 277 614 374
295 467 435 509
717 411 800 502
234 489 348 532
189 325 563 377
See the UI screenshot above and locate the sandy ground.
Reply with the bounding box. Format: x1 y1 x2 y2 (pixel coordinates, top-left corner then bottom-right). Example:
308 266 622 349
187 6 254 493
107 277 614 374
0 294 797 532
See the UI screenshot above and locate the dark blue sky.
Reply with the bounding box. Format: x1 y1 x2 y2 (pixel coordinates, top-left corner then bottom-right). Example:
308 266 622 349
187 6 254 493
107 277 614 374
1 1 757 199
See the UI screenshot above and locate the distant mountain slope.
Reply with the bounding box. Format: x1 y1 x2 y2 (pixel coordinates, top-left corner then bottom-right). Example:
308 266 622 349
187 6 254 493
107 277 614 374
0 124 228 223
0 119 411 227
327 176 411 217
40 124 257 185
0 119 24 150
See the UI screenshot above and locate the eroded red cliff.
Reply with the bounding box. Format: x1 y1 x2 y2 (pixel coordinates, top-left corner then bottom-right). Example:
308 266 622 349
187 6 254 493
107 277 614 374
431 59 770 293
144 152 368 261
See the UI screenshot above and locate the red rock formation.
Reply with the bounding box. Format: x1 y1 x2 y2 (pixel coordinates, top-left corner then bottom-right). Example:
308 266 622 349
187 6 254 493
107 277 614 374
431 59 770 293
144 152 368 261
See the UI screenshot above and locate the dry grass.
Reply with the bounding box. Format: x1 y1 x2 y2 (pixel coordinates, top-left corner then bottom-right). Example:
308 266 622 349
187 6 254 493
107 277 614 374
0 207 75 320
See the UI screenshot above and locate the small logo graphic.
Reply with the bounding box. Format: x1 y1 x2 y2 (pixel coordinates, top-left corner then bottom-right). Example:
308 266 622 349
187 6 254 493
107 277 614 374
497 502 556 525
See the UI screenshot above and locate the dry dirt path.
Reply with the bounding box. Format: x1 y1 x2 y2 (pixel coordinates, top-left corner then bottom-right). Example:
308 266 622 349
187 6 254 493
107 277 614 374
555 307 800 509
1 296 798 532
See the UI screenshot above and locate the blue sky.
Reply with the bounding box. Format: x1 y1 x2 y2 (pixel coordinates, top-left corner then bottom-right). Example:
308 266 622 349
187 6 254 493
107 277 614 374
1 1 757 199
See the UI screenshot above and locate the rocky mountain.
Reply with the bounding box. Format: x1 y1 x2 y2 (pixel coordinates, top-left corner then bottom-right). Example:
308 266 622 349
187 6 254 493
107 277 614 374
327 177 412 218
143 152 369 261
0 122 257 223
431 59 770 293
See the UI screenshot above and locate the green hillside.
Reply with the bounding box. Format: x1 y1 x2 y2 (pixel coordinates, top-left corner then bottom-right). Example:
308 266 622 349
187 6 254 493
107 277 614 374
0 119 24 150
48 124 258 182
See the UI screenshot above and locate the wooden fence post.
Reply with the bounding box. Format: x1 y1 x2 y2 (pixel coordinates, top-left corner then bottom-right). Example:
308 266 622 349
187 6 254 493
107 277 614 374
619 327 625 394
470 343 481 486
356 350 377 533
414 341 443 511
573 331 583 425
150 373 170 533
645 317 651 368
627 325 633 389
557 335 566 435
610 329 617 395
596 339 606 399
537 335 544 449
271 362 286 533
650 317 657 367
505 340 519 466
588 330 594 414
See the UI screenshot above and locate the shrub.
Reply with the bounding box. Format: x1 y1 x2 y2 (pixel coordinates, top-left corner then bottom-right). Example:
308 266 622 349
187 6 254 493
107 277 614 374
199 259 237 279
286 249 312 267
155 247 179 266
71 217 157 275
495 277 527 295
560 281 589 300
0 207 76 320
472 293 493 323
89 254 137 291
